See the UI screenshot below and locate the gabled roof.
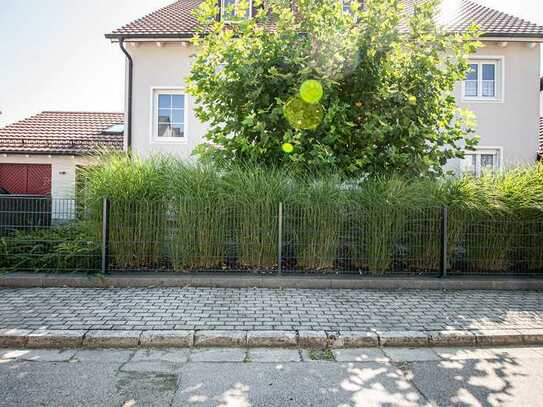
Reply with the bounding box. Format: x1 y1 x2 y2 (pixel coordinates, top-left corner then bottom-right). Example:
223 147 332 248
105 0 543 40
107 0 203 39
405 0 543 37
0 111 125 155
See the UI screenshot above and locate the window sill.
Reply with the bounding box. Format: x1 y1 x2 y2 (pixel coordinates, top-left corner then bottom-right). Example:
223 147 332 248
222 18 250 23
461 97 503 104
151 137 188 145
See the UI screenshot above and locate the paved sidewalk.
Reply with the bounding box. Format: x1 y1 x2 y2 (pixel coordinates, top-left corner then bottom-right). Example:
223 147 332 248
1 287 543 348
1 287 543 332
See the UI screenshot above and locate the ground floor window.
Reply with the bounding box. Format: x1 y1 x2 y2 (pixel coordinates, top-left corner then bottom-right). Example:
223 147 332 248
460 148 501 176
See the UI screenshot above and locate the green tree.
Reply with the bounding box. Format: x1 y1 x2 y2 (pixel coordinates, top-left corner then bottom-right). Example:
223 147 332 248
188 0 481 177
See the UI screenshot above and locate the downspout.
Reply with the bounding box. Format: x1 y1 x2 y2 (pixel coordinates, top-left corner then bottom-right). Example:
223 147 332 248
119 38 133 152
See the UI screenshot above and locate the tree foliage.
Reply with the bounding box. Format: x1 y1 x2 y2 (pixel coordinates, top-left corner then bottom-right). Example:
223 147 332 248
188 0 481 177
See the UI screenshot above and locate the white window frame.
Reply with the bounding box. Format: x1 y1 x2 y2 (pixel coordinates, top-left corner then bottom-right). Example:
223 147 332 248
149 87 188 144
221 0 253 22
461 56 505 103
461 147 503 176
340 0 352 14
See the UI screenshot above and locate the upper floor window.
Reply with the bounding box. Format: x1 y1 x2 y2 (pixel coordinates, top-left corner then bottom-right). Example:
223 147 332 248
460 148 501 176
152 89 186 143
463 59 503 102
341 0 352 14
222 0 252 22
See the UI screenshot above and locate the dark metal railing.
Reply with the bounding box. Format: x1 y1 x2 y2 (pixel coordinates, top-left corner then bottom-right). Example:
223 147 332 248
1 196 542 276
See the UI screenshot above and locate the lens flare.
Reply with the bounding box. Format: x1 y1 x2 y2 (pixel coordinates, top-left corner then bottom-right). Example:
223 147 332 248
284 96 325 130
282 143 294 154
300 80 324 104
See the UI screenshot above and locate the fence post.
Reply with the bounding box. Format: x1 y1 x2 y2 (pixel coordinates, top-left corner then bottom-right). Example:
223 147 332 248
101 197 110 274
278 202 283 274
440 206 448 278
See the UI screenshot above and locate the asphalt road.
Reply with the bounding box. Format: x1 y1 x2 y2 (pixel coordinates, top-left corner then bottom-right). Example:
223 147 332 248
1 346 543 406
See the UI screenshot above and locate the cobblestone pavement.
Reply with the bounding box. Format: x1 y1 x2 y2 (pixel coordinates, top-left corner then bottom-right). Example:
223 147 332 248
0 287 542 332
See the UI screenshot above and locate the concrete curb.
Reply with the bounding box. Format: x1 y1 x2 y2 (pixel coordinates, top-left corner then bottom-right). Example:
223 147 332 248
1 328 542 349
2 272 543 290
194 330 247 347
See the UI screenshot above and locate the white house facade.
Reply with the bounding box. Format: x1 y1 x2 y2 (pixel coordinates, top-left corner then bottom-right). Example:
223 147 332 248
106 0 543 174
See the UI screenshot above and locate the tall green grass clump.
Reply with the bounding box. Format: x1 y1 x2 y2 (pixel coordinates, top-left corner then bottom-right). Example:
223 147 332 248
442 164 543 273
285 175 346 270
346 181 397 274
468 165 543 272
221 165 291 269
81 154 172 268
165 163 226 270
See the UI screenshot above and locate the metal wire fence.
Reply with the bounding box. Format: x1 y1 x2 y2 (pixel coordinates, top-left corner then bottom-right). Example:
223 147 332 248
0 196 101 273
282 204 443 274
446 209 543 276
1 196 543 276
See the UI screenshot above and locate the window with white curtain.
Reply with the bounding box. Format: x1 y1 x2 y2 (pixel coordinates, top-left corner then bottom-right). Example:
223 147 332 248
463 59 502 101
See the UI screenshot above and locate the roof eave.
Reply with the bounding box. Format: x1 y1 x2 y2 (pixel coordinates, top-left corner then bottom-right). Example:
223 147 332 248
105 32 196 41
0 150 88 156
105 31 543 41
0 148 123 156
480 32 543 40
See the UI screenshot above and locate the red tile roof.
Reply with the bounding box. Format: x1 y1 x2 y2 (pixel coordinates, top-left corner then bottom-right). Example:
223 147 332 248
0 111 124 155
106 0 543 39
107 0 203 39
404 0 543 37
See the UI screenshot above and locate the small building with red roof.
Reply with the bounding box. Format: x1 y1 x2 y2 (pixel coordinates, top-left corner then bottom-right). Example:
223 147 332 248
0 111 124 198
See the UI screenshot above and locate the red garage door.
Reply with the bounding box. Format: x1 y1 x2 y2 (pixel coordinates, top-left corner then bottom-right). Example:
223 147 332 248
0 164 52 195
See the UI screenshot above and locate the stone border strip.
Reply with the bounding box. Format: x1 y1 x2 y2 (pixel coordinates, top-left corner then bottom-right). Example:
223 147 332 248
247 331 297 347
83 330 141 348
27 330 87 348
194 330 247 347
1 328 542 349
140 330 193 347
2 272 543 290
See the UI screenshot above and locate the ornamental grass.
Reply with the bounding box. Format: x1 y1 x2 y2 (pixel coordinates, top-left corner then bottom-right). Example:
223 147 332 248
68 155 543 274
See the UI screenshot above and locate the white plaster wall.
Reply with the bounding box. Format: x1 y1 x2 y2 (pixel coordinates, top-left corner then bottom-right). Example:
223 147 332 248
539 87 543 117
451 41 541 169
127 42 207 159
